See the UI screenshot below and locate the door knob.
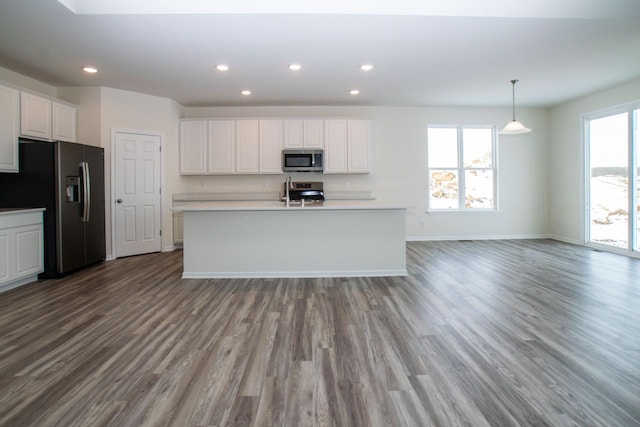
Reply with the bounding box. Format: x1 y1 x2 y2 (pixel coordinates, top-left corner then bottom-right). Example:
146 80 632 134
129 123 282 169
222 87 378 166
117 199 123 203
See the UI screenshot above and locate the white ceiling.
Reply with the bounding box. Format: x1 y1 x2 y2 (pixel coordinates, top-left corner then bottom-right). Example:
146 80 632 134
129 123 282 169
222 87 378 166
0 0 639 108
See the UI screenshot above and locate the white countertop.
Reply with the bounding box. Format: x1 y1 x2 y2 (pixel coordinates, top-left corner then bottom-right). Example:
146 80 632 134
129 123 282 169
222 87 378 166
0 208 46 216
173 200 410 212
172 191 375 202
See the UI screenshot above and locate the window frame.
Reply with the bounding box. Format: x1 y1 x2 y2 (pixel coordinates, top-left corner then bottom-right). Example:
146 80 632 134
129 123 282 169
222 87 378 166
426 124 498 213
583 101 640 257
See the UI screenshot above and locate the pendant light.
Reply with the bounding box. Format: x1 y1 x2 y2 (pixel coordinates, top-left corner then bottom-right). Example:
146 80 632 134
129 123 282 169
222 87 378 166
499 79 531 134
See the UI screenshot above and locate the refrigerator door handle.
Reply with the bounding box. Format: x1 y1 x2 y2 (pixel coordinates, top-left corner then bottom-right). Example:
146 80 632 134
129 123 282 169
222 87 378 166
80 161 91 222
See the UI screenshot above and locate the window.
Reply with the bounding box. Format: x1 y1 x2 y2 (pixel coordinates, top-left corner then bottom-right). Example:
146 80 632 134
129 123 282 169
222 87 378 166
427 126 497 211
586 104 639 254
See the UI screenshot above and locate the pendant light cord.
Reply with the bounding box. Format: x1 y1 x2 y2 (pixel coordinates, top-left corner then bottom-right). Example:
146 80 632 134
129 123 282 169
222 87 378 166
511 79 518 121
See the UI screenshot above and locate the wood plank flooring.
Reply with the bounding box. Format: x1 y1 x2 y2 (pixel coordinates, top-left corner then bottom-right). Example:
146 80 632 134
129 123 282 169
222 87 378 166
0 239 639 426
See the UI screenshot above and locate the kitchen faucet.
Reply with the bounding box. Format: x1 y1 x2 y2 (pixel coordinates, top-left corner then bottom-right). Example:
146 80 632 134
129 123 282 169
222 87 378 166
285 175 292 207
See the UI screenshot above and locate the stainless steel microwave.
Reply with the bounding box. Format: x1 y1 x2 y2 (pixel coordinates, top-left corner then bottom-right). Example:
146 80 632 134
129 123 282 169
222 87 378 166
282 149 323 172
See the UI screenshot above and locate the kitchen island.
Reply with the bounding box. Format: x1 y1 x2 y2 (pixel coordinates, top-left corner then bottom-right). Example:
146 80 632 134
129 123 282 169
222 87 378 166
173 200 409 278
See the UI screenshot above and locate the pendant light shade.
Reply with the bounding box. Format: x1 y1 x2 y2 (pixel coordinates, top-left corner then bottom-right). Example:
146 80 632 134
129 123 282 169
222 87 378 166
499 79 531 134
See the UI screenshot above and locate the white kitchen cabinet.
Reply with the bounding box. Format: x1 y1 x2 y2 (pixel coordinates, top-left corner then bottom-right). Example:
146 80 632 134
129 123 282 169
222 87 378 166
284 119 324 149
237 119 282 174
52 101 77 142
0 210 44 293
180 120 208 175
20 92 52 141
19 92 77 143
208 120 235 174
324 119 348 173
304 119 324 149
236 120 260 173
323 119 370 174
173 212 184 244
347 119 370 173
284 120 303 148
259 120 283 173
0 84 20 173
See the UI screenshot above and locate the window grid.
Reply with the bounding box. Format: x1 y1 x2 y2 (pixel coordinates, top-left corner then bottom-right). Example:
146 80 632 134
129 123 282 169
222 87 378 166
427 125 497 211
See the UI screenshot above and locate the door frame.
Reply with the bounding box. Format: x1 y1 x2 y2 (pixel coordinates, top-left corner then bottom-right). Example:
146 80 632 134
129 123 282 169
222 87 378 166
110 128 164 259
583 101 640 258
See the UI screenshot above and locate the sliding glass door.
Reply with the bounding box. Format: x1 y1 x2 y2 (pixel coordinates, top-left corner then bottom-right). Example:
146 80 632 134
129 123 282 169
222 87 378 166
635 109 639 252
586 105 639 255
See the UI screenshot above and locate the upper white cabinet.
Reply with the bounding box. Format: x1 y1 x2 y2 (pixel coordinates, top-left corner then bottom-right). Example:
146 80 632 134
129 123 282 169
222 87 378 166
324 120 348 173
284 120 303 148
236 119 282 174
179 116 368 175
236 120 260 173
52 101 77 142
0 84 20 173
259 120 283 173
180 120 208 175
180 120 237 175
208 120 235 174
304 120 324 149
20 92 77 143
347 119 370 173
324 119 370 174
284 119 324 149
20 92 52 141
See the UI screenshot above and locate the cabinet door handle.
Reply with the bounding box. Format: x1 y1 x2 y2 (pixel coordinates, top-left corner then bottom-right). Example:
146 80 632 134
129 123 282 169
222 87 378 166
116 199 123 204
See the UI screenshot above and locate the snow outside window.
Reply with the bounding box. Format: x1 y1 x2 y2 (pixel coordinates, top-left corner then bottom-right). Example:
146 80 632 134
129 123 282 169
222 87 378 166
427 125 497 211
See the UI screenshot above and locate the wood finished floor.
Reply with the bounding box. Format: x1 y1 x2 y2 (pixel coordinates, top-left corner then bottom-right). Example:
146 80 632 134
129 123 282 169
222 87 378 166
0 240 639 426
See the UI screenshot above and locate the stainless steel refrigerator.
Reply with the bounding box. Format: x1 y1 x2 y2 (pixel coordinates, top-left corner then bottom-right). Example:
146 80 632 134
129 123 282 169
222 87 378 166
0 139 106 278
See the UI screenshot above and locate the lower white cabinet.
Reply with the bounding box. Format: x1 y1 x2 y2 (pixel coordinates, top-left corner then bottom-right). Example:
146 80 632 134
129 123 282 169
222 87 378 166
0 84 20 173
0 210 44 293
173 212 184 244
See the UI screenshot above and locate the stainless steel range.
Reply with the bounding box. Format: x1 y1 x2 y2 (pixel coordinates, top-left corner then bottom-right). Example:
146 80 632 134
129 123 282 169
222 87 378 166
282 181 325 204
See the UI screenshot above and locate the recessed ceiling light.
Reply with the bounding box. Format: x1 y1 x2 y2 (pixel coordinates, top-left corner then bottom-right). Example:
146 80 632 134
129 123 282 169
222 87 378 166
360 64 373 71
241 90 252 96
289 64 302 71
82 66 98 74
349 89 360 95
216 64 229 71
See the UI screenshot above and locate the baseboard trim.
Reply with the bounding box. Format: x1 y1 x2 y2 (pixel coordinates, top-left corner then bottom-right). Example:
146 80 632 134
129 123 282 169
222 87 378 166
0 274 39 294
406 234 551 242
182 269 408 279
547 235 583 246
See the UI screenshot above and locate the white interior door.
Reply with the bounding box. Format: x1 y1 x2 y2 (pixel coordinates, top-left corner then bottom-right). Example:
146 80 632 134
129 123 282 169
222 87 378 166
115 132 162 257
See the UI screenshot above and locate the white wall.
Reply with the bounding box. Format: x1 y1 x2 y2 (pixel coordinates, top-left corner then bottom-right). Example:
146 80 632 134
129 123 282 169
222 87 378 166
0 66 57 97
549 77 640 243
57 86 102 147
180 105 550 240
100 87 182 256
